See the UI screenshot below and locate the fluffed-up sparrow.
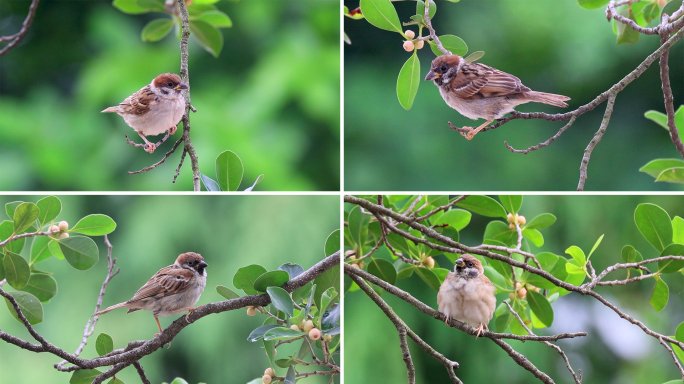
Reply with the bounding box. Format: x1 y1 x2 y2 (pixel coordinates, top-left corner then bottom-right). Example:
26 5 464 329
94 252 208 338
437 254 496 338
102 73 188 153
425 55 570 140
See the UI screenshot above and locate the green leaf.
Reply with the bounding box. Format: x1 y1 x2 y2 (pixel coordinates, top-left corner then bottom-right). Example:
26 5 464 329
215 150 243 191
525 252 562 289
276 358 301 368
95 333 114 356
433 209 471 231
416 0 436 19
565 259 585 275
112 0 149 14
621 245 643 263
48 239 64 260
305 284 316 318
169 379 189 384
320 287 338 314
655 167 684 184
464 51 484 62
415 267 441 291
322 305 340 332
499 196 522 214
674 216 684 244
244 174 264 191
522 228 544 247
141 19 175 42
527 290 554 327
359 0 402 33
71 214 116 236
397 51 420 110
195 10 232 28
483 266 506 292
616 6 640 44
284 366 295 384
19 273 57 302
367 258 397 285
676 321 684 342
659 244 684 273
429 35 468 56
577 0 609 9
36 196 61 228
254 271 290 293
233 264 267 295
565 245 586 266
13 202 40 233
495 303 513 332
587 234 604 259
347 206 370 247
216 285 240 300
69 369 103 384
650 276 669 311
5 291 43 325
313 263 340 311
107 378 124 384
247 325 283 342
201 173 221 191
645 110 670 130
263 327 305 341
395 259 415 279
456 195 507 218
640 159 684 179
635 203 673 252
278 263 304 279
325 229 340 257
187 3 217 17
136 0 165 11
5 201 22 220
488 258 512 283
59 236 99 270
4 252 30 289
525 213 557 230
0 220 25 254
266 286 294 318
190 19 224 57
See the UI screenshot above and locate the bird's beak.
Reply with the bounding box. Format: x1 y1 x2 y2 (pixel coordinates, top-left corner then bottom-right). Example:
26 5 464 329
175 82 189 90
425 70 440 81
198 261 208 269
454 258 465 268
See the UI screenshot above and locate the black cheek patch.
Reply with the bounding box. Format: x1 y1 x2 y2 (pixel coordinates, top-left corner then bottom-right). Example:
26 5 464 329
467 270 478 278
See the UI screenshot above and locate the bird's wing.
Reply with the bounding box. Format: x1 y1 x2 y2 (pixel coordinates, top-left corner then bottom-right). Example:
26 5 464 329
451 62 530 99
126 265 193 303
117 85 156 116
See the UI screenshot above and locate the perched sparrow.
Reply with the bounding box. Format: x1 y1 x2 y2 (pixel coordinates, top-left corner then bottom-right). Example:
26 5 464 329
425 55 570 140
437 254 496 338
102 73 188 153
94 252 207 338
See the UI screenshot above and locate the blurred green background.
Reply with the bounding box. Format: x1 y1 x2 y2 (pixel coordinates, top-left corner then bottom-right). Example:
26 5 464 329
344 0 684 191
0 0 340 191
0 194 340 384
344 195 684 384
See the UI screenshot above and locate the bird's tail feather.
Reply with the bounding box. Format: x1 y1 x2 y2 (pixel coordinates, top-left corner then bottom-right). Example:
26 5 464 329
525 91 570 108
93 302 127 316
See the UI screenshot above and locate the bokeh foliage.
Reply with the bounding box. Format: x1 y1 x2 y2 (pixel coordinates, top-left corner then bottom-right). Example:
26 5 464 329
0 0 340 191
344 0 684 191
0 195 339 384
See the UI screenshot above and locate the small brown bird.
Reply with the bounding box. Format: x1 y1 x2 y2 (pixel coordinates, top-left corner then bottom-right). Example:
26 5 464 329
102 73 188 153
94 252 208 338
437 254 496 338
425 54 570 140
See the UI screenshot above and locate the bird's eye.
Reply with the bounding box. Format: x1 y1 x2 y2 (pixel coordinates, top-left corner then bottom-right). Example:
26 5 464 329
440 65 448 72
466 261 473 268
188 260 195 266
167 82 174 87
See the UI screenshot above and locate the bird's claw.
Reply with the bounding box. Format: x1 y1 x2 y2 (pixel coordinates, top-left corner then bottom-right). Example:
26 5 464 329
169 126 177 135
458 127 475 140
474 324 485 339
144 142 156 153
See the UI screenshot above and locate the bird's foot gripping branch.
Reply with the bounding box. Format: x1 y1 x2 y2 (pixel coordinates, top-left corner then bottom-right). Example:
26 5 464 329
344 194 684 384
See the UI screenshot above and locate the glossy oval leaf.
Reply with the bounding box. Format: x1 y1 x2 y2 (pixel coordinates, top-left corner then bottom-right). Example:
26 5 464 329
216 285 240 300
284 366 295 384
189 19 223 57
196 10 232 27
71 214 116 236
59 236 99 270
565 245 586 266
367 258 397 285
635 203 672 252
659 243 684 273
1 220 25 254
522 228 544 247
48 239 65 260
456 195 507 218
266 286 294 318
577 0 609 9
483 266 506 292
672 216 684 244
4 252 30 289
30 234 52 266
525 213 557 230
263 327 304 341
254 271 290 292
650 276 669 311
621 245 643 263
141 18 174 42
13 202 40 233
483 221 515 246
676 321 684 343
640 159 684 178
69 369 103 384
429 35 467 56
499 196 522 214
415 267 441 292
433 209 471 231
215 150 244 191
359 0 402 33
347 206 370 247
20 273 57 302
655 167 684 183
200 173 221 191
314 263 340 311
397 51 420 110
247 324 284 342
36 196 61 227
5 291 43 325
322 304 340 331
464 50 484 62
325 229 341 257
526 290 554 327
278 263 304 279
416 0 436 19
5 201 22 220
234 264 268 295
95 333 114 356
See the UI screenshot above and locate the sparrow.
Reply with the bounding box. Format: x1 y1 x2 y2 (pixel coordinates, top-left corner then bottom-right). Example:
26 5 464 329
102 73 188 153
94 252 208 339
425 54 570 140
437 254 496 338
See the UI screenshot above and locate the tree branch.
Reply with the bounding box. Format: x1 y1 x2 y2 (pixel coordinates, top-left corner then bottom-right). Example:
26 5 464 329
0 0 39 56
577 94 616 191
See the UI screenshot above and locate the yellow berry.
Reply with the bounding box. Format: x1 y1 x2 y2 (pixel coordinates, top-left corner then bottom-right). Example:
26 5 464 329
345 250 355 258
323 334 333 342
507 213 514 224
403 41 414 52
517 215 526 226
290 324 300 331
309 328 321 340
415 40 424 49
59 233 69 239
264 368 275 378
509 223 515 230
358 262 365 269
509 293 515 301
303 320 314 332
262 375 272 384
352 264 360 269
58 221 69 231
517 287 527 299
515 282 522 290
658 0 667 6
425 256 435 268
404 30 416 39
247 306 257 316
50 225 60 233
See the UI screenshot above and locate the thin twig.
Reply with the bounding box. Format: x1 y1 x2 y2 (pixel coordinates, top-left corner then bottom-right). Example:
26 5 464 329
504 116 577 154
0 0 40 56
133 360 152 384
124 130 170 151
423 1 450 55
128 136 184 175
577 94 616 191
